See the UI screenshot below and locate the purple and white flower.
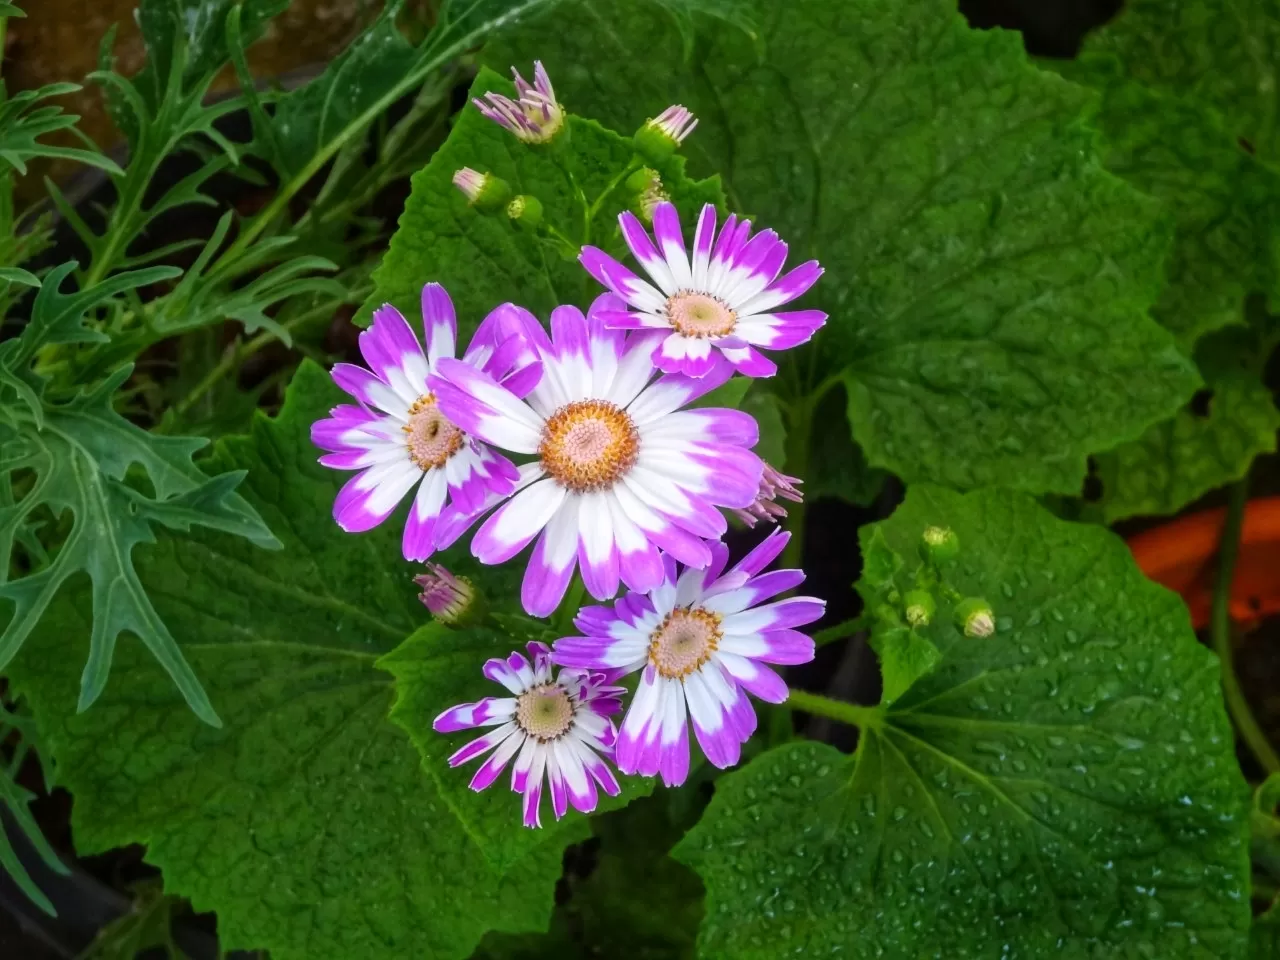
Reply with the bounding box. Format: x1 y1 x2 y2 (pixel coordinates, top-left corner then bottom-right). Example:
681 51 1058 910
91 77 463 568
414 563 474 623
311 284 541 561
430 294 765 617
580 202 826 378
645 105 698 145
473 61 564 144
552 528 823 786
434 642 624 828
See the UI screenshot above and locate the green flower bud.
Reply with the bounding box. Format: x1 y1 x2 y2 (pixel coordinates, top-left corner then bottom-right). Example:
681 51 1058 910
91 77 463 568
954 597 995 638
506 194 543 228
452 167 512 214
904 590 935 627
633 105 698 164
922 525 959 563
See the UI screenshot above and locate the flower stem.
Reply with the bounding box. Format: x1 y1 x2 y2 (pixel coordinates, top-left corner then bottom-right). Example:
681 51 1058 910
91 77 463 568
785 690 882 730
812 616 866 648
1212 477 1280 775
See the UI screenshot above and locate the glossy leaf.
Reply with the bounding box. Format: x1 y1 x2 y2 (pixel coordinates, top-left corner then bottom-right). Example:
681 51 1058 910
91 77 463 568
674 486 1251 958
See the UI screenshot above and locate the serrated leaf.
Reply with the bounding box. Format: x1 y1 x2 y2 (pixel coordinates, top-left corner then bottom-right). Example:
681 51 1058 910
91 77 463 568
5 361 578 960
673 486 1250 958
1090 318 1280 523
363 68 725 337
380 623 650 873
487 0 1196 495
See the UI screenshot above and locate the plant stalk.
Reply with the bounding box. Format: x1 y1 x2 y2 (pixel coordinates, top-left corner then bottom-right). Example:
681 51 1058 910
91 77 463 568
1212 477 1280 775
785 689 881 729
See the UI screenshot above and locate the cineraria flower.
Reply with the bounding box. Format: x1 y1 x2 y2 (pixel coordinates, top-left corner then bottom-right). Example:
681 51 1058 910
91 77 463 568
452 167 511 212
433 642 624 828
473 61 564 144
311 284 541 561
581 202 826 378
730 462 803 528
553 528 824 786
430 294 765 617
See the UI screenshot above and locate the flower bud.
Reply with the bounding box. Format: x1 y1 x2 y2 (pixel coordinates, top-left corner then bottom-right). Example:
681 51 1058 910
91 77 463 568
633 105 697 164
904 590 935 627
506 194 543 228
954 597 995 638
921 525 959 563
452 167 512 214
414 564 478 625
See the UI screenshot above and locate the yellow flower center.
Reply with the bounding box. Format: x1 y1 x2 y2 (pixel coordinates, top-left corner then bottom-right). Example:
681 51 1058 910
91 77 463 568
403 394 464 470
539 399 640 492
648 607 723 679
515 684 574 741
666 291 737 338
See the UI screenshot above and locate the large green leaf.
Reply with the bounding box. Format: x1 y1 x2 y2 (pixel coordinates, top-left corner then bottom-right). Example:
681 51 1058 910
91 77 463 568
673 486 1251 958
362 68 724 335
1061 1 1280 519
381 621 649 874
1076 0 1280 163
487 0 1196 496
475 794 705 960
1090 317 1280 522
4 362 571 960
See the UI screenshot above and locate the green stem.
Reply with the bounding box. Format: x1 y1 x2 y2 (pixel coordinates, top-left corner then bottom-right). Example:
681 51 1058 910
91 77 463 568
583 156 643 229
812 616 866 648
785 690 881 730
552 575 587 634
1212 478 1280 775
167 299 342 426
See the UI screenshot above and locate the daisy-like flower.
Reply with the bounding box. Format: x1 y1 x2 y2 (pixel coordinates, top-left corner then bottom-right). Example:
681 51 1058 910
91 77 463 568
553 528 824 786
311 284 542 561
581 201 826 378
430 294 765 617
473 61 564 144
434 642 624 828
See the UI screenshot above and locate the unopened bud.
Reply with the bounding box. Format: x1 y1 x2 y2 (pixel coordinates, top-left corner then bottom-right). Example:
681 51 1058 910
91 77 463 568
633 105 697 164
904 590 935 627
414 564 477 625
921 525 959 563
625 167 668 223
506 194 543 228
954 598 994 638
452 167 512 214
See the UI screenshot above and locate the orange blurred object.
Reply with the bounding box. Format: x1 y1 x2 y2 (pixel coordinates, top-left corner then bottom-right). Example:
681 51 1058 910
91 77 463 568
1127 496 1280 630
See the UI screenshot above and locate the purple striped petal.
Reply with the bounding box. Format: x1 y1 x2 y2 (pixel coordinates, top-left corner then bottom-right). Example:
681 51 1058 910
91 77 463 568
717 653 790 704
421 282 457 364
723 597 826 633
733 527 790 578
331 363 404 414
720 344 778 378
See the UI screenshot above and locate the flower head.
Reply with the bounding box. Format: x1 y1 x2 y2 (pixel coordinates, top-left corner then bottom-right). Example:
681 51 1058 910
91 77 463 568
730 461 803 528
553 528 824 786
634 105 698 163
311 284 542 561
473 62 565 144
414 563 475 623
580 202 827 378
433 642 624 828
956 598 995 637
452 167 512 212
429 294 765 617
